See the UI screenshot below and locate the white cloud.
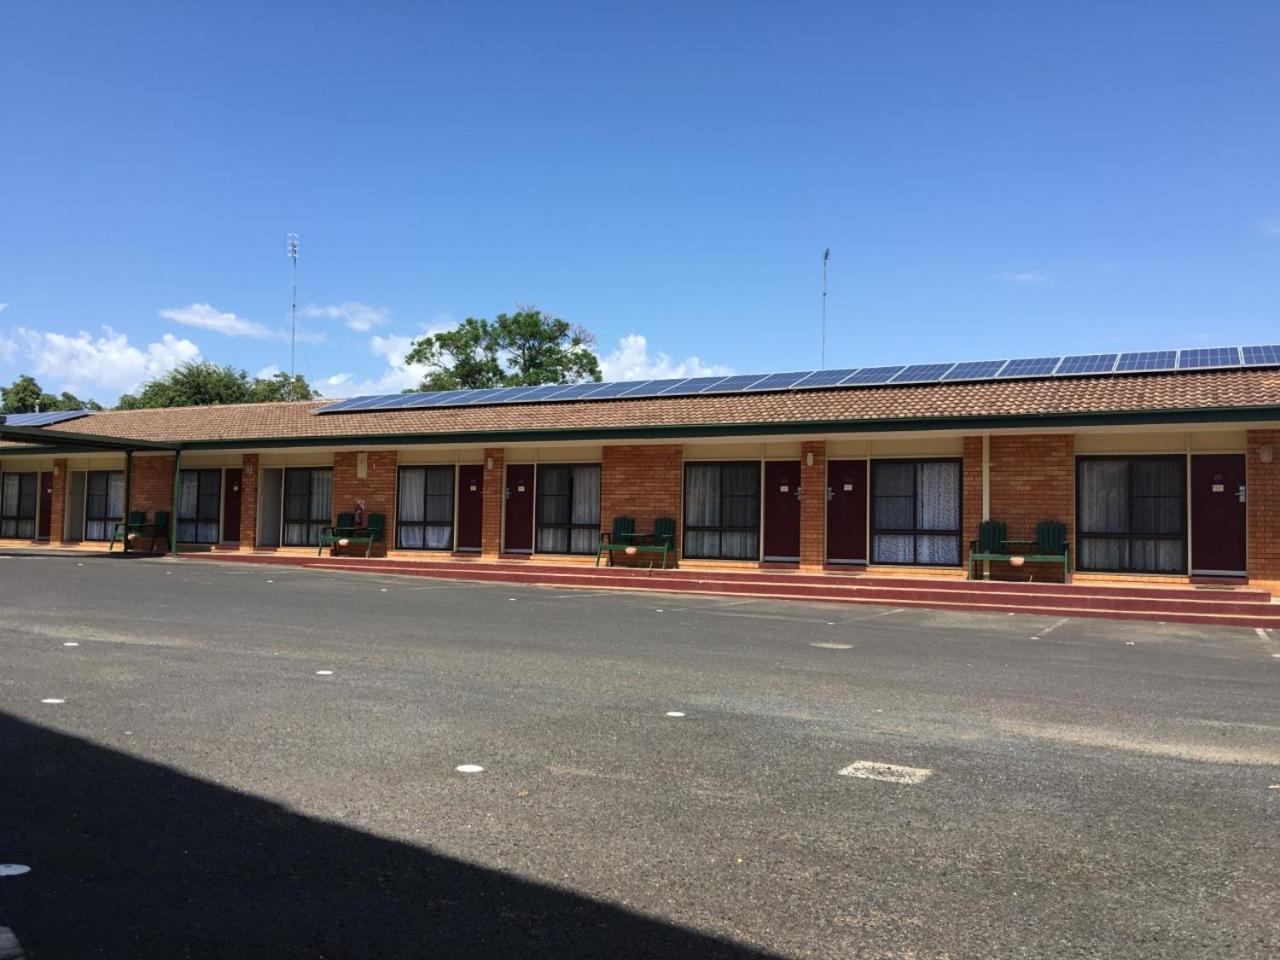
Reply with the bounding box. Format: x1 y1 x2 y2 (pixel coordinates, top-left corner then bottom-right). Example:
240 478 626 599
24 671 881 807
159 303 272 338
301 302 391 332
999 271 1048 285
0 303 8 313
17 326 200 395
0 334 16 363
321 333 433 397
598 334 733 381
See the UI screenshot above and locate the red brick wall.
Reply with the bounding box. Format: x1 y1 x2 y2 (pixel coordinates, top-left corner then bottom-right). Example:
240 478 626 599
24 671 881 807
49 458 68 544
1247 429 1280 584
799 441 826 568
962 437 983 565
332 452 397 553
986 434 1075 580
482 447 504 557
127 455 176 518
240 454 260 546
600 444 683 554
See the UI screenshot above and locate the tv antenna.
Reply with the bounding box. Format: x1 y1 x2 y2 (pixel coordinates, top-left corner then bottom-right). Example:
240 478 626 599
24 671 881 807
287 233 299 399
821 248 830 369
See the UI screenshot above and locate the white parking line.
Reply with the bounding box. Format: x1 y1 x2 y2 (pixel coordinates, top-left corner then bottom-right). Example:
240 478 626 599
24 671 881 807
810 642 854 650
838 761 933 784
1040 618 1069 636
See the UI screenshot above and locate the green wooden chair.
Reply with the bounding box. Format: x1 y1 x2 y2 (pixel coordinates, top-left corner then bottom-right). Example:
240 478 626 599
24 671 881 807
149 511 171 553
1033 520 1070 582
108 511 148 551
318 512 357 555
968 520 1008 579
596 516 637 566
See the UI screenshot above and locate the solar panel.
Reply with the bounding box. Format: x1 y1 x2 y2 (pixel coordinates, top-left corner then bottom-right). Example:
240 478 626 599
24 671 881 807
436 389 502 406
541 383 602 402
1241 345 1280 366
1177 347 1240 370
622 378 690 398
841 366 904 386
997 357 1059 379
505 384 567 403
1116 350 1177 373
701 374 768 392
793 368 859 389
3 410 92 427
660 376 726 394
339 395 390 411
1056 354 1117 376
402 391 455 408
891 363 955 384
942 360 1007 381
580 380 652 400
742 372 811 392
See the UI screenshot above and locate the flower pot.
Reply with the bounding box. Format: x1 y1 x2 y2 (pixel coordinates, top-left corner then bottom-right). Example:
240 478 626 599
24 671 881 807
1009 555 1025 568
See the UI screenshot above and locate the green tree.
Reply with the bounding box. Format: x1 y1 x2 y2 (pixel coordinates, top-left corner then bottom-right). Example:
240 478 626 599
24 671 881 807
1 374 101 414
405 309 602 391
116 362 317 409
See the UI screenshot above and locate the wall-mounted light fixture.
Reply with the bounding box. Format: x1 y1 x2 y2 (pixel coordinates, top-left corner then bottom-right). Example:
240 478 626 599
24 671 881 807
806 452 814 467
486 457 494 470
1260 445 1274 464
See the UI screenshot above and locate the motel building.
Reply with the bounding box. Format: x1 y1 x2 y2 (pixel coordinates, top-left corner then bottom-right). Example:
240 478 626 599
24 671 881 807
2 346 1280 617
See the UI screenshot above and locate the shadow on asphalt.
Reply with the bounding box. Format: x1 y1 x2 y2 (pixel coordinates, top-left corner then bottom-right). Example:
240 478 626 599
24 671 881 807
0 712 779 959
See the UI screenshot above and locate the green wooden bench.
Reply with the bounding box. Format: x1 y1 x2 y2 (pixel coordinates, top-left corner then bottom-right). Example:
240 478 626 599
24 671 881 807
596 516 676 569
108 510 171 553
969 519 1070 582
319 512 386 558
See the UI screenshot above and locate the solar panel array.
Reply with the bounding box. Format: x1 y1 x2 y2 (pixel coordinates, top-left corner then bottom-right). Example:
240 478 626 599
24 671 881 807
2 410 93 427
316 343 1280 414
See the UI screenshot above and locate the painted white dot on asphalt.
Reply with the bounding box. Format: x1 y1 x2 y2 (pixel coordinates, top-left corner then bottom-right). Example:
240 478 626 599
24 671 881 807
810 642 853 650
655 609 664 613
508 597 516 601
1273 653 1280 659
1030 636 1040 640
266 579 274 583
1126 641 1136 646
456 764 484 773
0 864 31 877
62 642 79 647
76 563 83 567
1269 784 1280 789
839 760 933 785
40 698 64 704
665 711 686 717
380 588 388 592
315 670 333 676
827 622 836 626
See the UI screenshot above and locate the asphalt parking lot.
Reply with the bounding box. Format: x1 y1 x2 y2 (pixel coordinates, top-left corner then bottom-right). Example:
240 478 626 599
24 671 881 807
1 551 1278 959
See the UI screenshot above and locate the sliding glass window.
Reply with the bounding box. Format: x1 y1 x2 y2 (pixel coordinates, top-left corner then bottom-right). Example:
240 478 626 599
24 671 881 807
684 462 760 560
397 466 455 550
535 464 600 554
871 459 962 566
0 473 37 539
283 468 333 546
178 469 221 543
1077 456 1185 573
84 470 125 541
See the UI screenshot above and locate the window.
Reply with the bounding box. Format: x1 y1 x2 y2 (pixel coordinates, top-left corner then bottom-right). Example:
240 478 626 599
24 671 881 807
283 468 333 546
1077 456 1185 573
871 459 962 566
684 462 760 560
398 466 455 550
535 464 600 554
84 470 125 541
0 473 37 539
178 469 222 544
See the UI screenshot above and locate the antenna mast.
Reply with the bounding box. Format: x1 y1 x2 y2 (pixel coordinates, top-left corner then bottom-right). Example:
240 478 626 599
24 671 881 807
287 233 299 399
821 248 830 369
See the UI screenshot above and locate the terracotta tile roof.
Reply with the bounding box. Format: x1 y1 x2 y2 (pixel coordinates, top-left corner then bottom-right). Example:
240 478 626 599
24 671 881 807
5 368 1280 448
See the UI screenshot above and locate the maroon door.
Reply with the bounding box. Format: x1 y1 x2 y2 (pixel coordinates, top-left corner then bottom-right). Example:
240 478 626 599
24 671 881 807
456 464 484 551
1190 454 1246 574
38 471 53 540
503 464 535 553
826 459 867 563
222 468 242 542
762 461 801 561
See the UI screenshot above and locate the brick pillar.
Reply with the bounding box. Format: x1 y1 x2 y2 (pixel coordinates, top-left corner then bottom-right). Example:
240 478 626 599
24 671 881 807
799 440 826 569
962 436 984 566
481 447 505 558
49 458 68 544
128 454 176 517
1247 429 1280 586
332 451 397 522
240 454 260 547
988 434 1075 579
600 444 684 553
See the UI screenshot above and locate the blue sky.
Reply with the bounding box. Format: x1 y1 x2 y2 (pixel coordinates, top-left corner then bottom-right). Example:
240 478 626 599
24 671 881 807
1 1 1278 404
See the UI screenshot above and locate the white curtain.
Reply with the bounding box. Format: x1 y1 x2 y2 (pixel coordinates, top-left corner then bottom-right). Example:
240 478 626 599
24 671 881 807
916 462 960 565
398 468 426 548
535 465 599 554
398 467 454 550
1079 458 1184 572
1 473 35 539
283 469 331 546
85 471 125 541
872 461 960 565
569 465 600 554
683 464 721 558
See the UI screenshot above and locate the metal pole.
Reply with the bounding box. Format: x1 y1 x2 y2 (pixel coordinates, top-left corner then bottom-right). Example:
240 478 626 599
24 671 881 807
821 248 830 369
288 234 298 400
171 449 182 559
122 450 132 554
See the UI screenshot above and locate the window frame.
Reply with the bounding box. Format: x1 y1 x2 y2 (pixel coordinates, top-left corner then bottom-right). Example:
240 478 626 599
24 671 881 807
0 472 38 539
682 460 762 561
869 458 963 567
177 468 222 544
282 467 333 547
534 463 601 555
84 470 125 541
396 464 456 551
1075 454 1187 574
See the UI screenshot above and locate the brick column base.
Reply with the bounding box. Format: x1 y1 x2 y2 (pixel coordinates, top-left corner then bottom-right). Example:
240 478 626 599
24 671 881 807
481 448 505 558
799 441 826 569
240 454 260 547
49 458 68 544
